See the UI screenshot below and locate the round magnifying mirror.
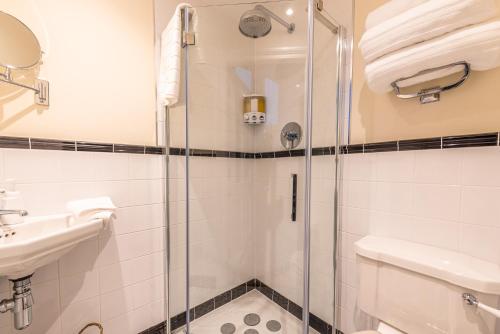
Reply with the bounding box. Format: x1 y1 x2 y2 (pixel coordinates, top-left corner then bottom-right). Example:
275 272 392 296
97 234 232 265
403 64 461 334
0 11 41 70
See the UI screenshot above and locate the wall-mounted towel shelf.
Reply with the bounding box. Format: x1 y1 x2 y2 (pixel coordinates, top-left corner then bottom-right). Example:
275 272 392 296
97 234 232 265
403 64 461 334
391 61 470 104
0 69 49 106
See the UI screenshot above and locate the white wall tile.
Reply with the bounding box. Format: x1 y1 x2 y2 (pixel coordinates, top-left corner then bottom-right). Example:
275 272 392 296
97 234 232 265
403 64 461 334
413 184 461 221
461 186 500 228
461 146 500 186
414 149 462 185
0 150 165 334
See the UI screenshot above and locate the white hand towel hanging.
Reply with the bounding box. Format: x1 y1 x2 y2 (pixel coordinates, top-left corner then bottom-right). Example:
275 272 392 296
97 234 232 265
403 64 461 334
360 0 497 63
157 3 197 107
365 21 500 94
66 197 116 221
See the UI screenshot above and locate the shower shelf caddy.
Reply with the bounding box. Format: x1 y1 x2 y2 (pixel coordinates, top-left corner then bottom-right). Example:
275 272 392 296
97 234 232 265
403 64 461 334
390 61 470 104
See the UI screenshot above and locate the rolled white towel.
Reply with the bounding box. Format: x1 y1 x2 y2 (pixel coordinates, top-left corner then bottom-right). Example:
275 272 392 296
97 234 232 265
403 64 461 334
67 197 116 220
365 21 500 94
360 0 497 63
157 3 197 107
365 0 428 30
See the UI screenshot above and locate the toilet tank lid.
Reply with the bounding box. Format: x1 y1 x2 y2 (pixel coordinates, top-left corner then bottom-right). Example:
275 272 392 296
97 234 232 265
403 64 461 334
355 236 500 295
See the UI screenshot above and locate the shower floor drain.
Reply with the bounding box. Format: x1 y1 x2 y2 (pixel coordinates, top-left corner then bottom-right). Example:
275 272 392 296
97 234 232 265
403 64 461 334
220 323 236 334
266 320 282 332
243 313 261 326
244 329 259 334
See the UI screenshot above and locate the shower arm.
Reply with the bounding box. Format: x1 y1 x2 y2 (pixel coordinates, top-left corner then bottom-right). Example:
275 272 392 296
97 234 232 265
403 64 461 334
255 5 295 33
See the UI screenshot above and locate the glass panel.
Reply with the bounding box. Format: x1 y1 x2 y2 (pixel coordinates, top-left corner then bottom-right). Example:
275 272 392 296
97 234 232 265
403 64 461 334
163 1 346 333
310 6 339 332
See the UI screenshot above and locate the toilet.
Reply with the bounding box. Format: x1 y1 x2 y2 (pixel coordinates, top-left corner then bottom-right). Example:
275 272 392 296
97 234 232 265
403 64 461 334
352 236 500 334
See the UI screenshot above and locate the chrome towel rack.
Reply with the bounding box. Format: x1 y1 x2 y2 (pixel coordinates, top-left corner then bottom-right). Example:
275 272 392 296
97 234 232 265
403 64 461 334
391 61 470 104
463 293 500 319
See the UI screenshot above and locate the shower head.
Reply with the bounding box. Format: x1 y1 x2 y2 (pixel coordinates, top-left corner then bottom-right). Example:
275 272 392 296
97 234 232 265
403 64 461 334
239 5 295 38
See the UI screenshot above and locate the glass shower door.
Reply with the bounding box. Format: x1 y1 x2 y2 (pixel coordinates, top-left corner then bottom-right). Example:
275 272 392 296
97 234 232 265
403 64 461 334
163 1 348 333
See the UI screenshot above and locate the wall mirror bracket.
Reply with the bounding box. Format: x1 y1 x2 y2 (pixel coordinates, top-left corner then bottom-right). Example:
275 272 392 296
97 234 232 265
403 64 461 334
391 61 470 104
0 68 49 106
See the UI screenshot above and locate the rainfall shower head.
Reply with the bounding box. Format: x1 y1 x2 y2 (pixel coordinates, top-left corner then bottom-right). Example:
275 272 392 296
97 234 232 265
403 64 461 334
239 5 295 38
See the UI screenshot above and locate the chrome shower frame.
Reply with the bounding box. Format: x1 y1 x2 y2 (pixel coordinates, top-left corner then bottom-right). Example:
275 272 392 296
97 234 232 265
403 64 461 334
162 1 352 333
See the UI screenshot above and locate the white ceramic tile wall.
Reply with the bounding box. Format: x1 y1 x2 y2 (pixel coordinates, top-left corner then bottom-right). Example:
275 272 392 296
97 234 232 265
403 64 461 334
253 155 336 324
338 146 500 333
0 149 165 334
168 155 254 315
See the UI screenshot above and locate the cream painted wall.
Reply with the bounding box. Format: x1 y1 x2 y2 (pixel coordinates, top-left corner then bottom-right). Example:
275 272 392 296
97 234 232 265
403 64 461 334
352 0 500 144
0 0 157 145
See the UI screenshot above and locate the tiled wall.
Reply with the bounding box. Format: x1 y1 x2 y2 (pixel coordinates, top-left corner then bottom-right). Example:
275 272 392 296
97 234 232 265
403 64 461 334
338 146 500 333
0 149 165 334
253 155 336 325
167 155 254 316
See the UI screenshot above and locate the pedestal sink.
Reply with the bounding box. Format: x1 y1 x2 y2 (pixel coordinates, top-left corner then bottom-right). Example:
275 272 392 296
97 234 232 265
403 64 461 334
0 213 105 280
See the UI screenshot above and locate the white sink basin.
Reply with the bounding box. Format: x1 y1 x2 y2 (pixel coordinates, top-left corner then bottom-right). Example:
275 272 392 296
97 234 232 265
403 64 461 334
0 214 105 279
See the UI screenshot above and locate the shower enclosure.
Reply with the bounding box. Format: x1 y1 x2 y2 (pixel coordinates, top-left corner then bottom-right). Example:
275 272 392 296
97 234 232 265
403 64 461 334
158 0 352 332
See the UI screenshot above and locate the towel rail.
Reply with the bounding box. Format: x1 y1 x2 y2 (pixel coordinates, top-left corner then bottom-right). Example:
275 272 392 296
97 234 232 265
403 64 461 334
391 61 470 104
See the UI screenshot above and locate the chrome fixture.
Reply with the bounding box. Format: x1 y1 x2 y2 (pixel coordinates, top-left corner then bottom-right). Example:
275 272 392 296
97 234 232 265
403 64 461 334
391 61 470 104
313 0 338 34
0 209 28 216
281 122 302 150
239 5 295 38
0 276 34 330
0 11 49 106
463 293 500 318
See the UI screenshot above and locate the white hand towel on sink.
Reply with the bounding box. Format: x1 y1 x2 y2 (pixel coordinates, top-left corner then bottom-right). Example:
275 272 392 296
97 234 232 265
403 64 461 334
365 0 429 30
359 0 497 63
157 3 197 107
365 21 500 93
66 197 116 221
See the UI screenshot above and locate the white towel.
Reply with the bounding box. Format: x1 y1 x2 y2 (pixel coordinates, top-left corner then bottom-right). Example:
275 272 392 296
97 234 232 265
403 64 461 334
157 3 197 107
365 21 500 94
66 197 116 220
360 0 497 63
365 0 428 30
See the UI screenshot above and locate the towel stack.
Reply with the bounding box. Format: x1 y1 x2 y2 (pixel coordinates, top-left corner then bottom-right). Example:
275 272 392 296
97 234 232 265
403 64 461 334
359 0 500 94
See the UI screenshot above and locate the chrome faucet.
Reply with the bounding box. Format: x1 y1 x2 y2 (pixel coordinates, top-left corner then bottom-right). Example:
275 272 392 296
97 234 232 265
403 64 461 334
0 210 28 216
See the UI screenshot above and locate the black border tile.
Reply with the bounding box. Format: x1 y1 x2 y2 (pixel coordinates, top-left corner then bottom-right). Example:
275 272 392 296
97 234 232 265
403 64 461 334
76 141 113 153
363 141 398 153
246 278 257 291
275 150 291 158
260 152 275 159
194 299 214 319
399 137 441 151
214 150 230 158
231 282 247 300
289 300 303 320
30 138 75 151
114 144 145 154
290 149 305 157
244 152 256 159
191 149 213 157
214 290 231 309
0 136 30 149
272 290 289 310
346 144 364 154
257 281 273 300
443 132 498 149
229 151 243 158
145 146 165 155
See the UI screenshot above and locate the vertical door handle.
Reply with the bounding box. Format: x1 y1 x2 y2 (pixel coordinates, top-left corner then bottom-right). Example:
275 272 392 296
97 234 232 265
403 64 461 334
291 174 297 222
